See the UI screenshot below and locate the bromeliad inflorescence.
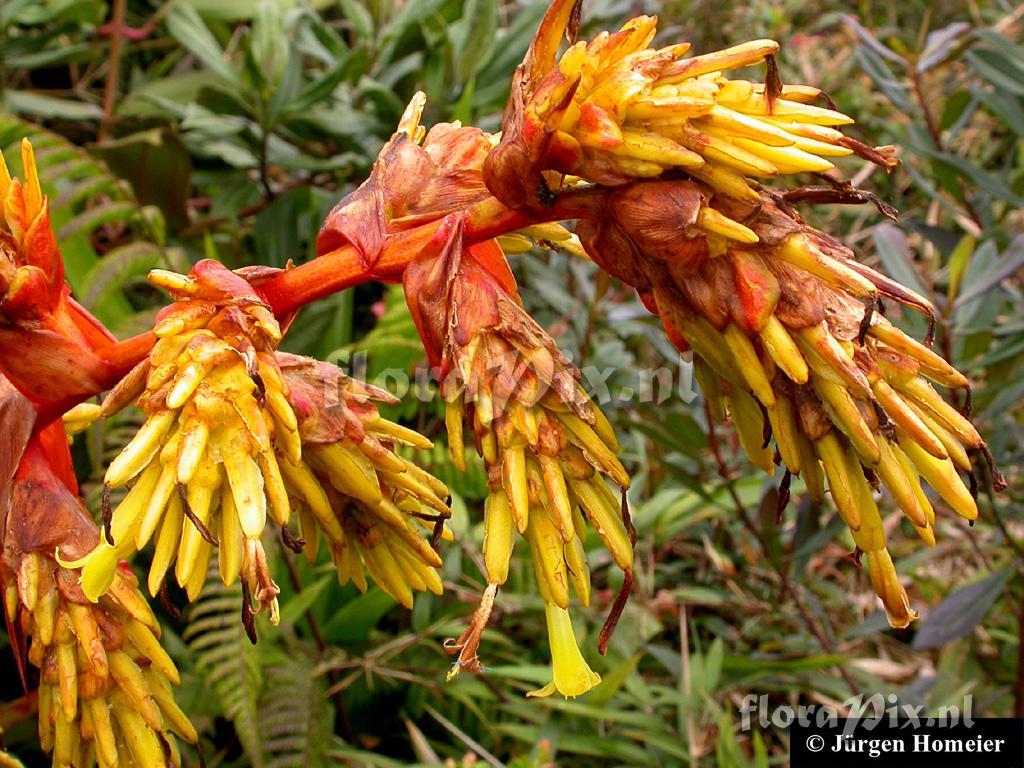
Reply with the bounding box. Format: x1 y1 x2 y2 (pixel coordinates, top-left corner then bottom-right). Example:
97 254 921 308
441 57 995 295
0 0 1004 762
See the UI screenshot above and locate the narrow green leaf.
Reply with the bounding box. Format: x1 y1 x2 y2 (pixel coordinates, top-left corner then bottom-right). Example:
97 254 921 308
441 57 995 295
873 223 931 300
912 568 1013 650
278 574 333 626
166 3 241 85
338 0 374 44
4 91 103 119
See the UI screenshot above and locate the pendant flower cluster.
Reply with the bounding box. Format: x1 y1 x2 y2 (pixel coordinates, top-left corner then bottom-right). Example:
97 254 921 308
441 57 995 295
2 382 196 768
484 0 893 214
74 259 448 624
403 229 633 697
577 184 993 626
275 352 450 607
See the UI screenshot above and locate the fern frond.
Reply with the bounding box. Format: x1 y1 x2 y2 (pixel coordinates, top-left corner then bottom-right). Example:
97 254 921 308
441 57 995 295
183 574 266 767
260 650 334 768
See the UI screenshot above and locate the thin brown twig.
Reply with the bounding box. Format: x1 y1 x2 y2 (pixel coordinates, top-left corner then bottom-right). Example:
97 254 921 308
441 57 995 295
99 0 126 142
178 177 317 237
704 402 859 696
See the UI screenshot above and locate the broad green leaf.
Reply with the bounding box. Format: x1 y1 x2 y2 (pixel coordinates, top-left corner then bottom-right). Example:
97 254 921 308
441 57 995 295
912 567 1014 650
278 574 334 626
78 242 165 326
57 201 139 240
322 588 396 643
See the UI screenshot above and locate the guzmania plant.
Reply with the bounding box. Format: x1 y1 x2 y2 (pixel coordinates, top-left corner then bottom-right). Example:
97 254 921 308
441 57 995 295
0 1 1005 764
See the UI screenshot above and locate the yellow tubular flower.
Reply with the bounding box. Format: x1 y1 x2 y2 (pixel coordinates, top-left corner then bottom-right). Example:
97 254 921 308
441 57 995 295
527 603 602 698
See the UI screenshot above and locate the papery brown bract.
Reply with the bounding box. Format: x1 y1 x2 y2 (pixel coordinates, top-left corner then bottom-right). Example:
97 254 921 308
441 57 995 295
315 111 495 275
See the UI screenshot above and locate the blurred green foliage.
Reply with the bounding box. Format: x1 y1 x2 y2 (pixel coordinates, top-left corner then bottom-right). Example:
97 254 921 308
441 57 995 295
1 1 1023 766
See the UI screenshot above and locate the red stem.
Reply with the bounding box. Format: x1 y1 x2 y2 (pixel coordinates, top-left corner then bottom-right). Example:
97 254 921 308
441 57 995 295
257 190 597 316
31 189 604 418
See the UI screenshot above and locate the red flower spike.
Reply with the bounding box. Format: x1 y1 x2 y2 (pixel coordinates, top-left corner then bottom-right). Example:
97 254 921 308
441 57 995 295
0 142 128 413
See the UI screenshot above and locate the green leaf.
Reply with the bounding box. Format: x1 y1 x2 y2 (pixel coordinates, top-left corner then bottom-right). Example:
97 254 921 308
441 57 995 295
322 588 396 643
375 0 446 66
91 129 193 230
278 574 334 626
917 22 971 72
3 91 103 119
912 568 1013 650
853 46 914 113
166 3 241 86
285 53 357 115
946 234 975 302
6 42 95 70
873 223 931 301
585 654 642 706
185 580 266 767
339 0 374 45
259 653 333 768
966 48 1024 96
451 0 498 83
954 235 1024 308
722 654 847 674
251 0 288 88
915 143 1024 207
78 242 165 326
839 15 906 63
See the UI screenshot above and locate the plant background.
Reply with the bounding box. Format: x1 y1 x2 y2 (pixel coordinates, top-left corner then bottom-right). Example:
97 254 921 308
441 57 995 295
1 0 1023 765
